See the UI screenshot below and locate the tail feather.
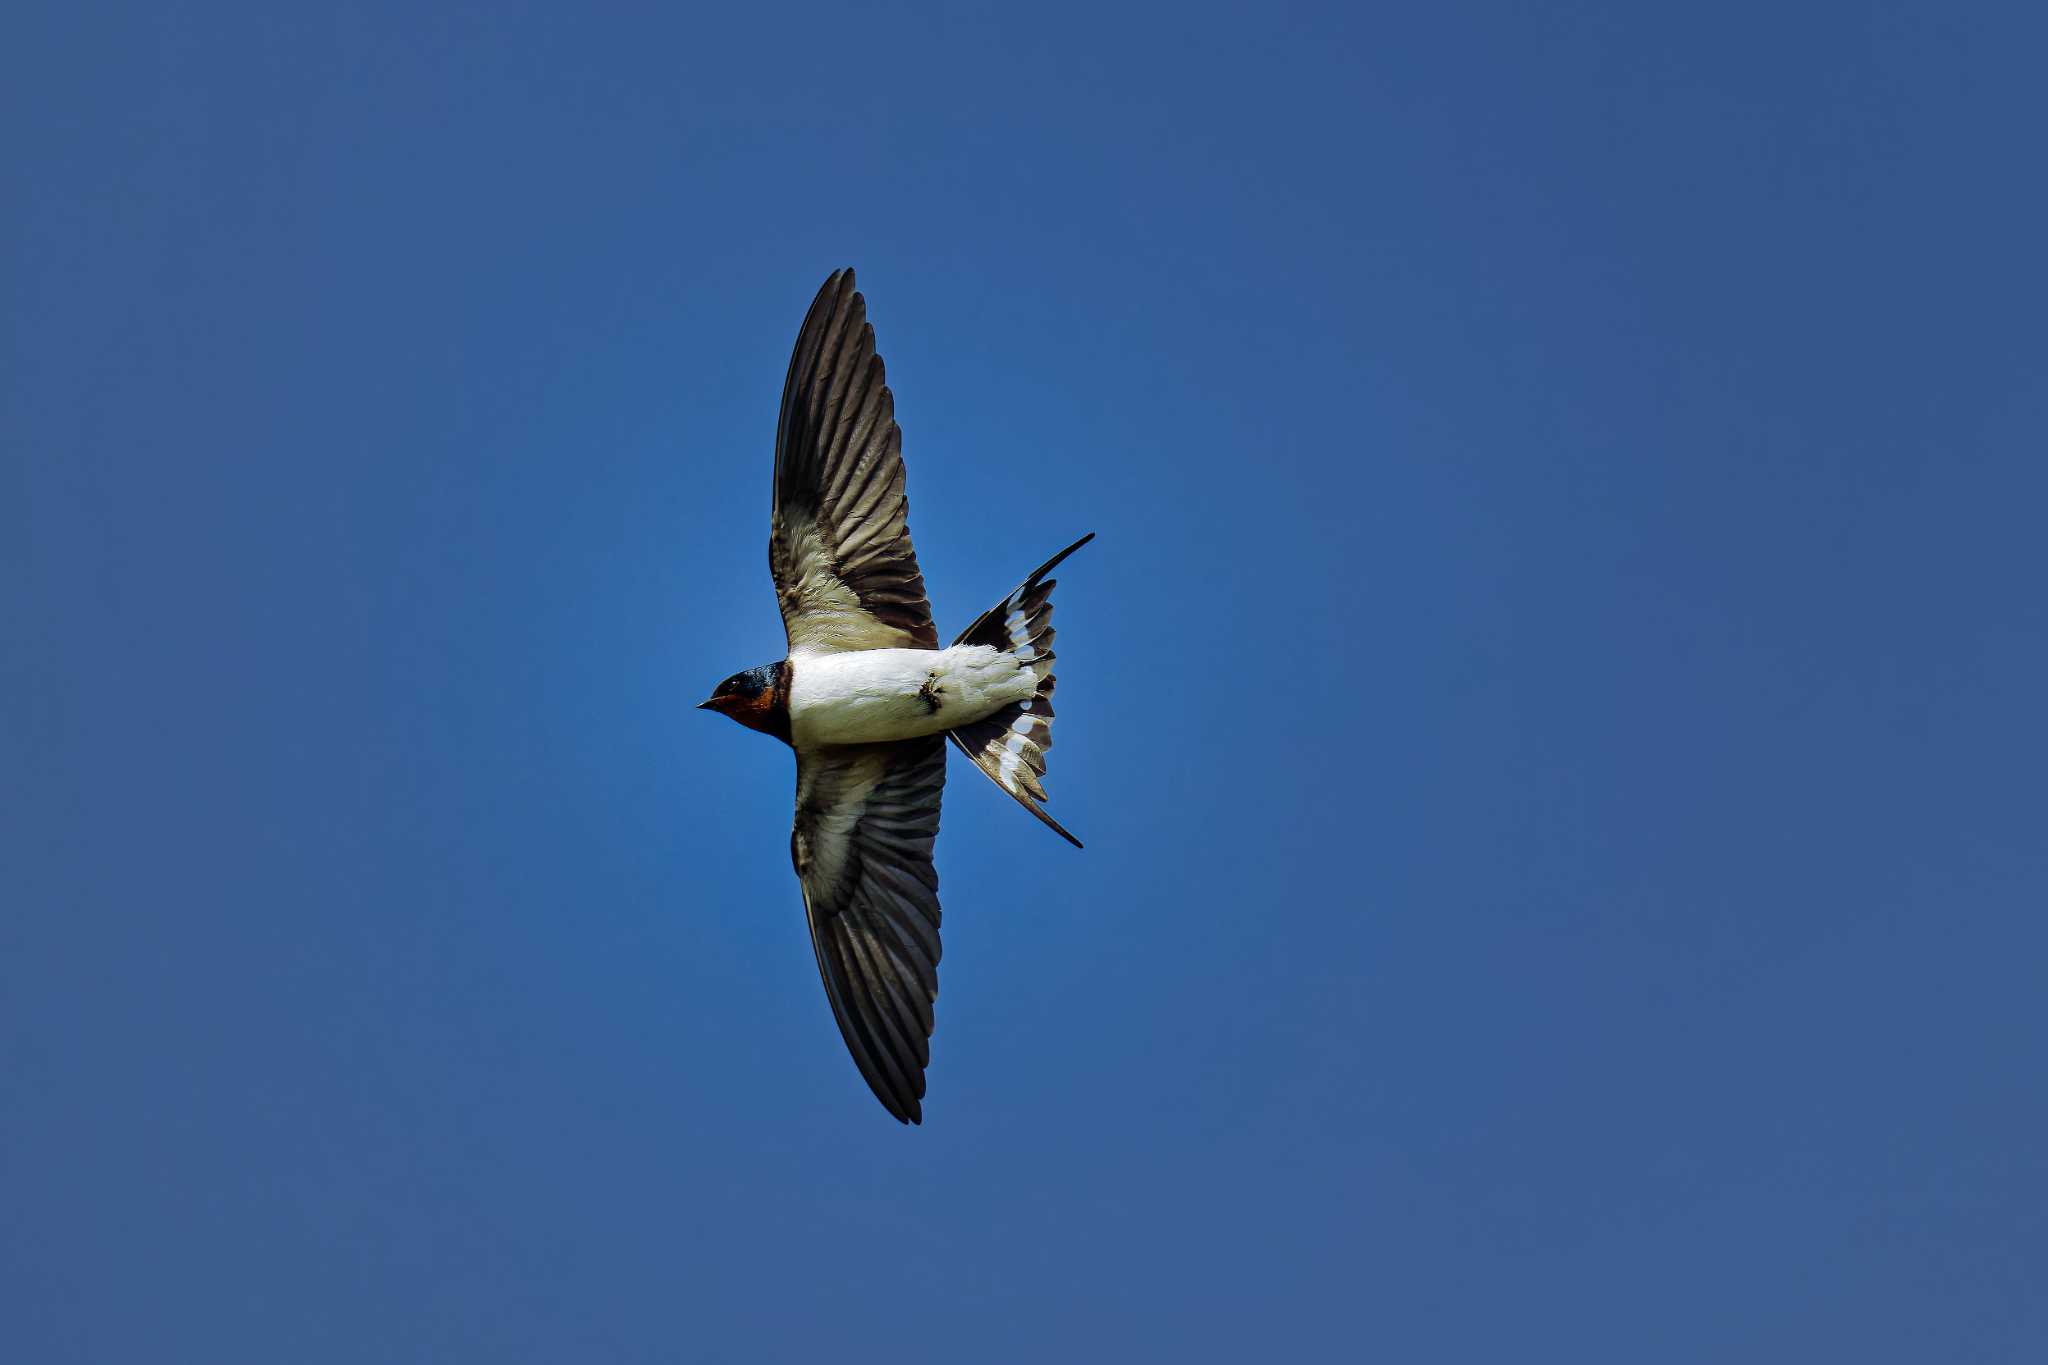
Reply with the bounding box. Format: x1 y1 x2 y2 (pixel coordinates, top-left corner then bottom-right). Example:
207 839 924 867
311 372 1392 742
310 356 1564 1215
947 533 1093 849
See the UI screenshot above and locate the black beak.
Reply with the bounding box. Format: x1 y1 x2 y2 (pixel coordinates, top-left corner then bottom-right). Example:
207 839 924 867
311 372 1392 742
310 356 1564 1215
696 698 716 710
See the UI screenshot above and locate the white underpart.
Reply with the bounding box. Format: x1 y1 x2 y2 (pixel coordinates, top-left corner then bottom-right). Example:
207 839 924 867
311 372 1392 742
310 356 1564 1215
788 645 1039 748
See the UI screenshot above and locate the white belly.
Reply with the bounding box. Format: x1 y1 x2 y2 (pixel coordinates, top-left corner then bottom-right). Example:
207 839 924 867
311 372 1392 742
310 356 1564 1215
788 646 1038 747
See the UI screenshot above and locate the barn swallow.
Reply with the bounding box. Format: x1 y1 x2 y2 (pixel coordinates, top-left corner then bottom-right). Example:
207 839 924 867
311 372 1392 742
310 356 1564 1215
700 269 1090 1124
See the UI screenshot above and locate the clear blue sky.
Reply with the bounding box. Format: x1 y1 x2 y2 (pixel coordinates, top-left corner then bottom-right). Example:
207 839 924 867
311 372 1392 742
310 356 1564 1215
5 3 2045 1360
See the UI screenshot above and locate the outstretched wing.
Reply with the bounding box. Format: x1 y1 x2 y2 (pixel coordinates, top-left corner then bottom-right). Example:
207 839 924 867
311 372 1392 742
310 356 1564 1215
791 737 947 1123
770 269 939 654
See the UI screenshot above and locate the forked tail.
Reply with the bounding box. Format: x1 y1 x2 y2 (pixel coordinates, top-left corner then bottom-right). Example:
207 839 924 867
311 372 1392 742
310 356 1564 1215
947 532 1094 848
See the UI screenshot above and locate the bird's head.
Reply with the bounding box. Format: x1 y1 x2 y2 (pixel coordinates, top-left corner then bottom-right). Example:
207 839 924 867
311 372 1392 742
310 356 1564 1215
698 662 791 743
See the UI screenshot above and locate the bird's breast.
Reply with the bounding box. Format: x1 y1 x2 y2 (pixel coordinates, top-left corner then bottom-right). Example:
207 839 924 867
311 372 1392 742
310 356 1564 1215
787 646 1037 747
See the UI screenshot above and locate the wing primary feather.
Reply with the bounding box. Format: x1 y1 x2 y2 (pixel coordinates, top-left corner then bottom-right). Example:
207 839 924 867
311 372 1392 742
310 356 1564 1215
825 918 921 1121
839 917 930 1076
805 891 913 1123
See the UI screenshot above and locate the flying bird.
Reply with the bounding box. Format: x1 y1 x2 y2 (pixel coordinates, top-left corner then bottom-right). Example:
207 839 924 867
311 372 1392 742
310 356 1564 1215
700 269 1090 1124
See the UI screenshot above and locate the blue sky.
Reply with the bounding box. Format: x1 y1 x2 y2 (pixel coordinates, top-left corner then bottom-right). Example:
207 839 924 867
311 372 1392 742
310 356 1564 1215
5 2 2045 1359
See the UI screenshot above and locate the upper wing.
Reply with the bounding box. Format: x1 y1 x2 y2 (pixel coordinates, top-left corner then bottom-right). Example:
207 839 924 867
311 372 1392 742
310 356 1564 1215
770 270 939 654
791 737 947 1123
